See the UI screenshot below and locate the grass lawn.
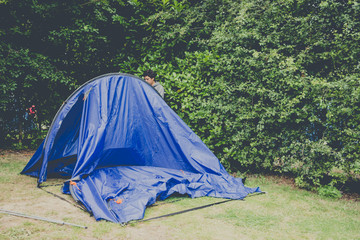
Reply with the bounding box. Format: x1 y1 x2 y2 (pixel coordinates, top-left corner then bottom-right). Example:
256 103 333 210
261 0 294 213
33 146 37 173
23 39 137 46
0 150 359 239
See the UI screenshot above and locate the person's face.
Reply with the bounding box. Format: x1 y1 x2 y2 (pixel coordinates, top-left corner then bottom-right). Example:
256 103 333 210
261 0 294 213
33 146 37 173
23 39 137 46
144 76 155 86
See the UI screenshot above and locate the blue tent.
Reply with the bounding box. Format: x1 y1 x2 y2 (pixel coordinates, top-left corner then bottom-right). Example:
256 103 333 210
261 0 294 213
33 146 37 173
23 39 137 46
21 73 261 223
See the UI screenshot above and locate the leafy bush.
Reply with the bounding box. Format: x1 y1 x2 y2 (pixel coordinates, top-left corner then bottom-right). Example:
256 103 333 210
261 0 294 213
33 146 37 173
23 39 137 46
0 43 74 148
131 0 360 190
318 185 342 199
1 0 359 192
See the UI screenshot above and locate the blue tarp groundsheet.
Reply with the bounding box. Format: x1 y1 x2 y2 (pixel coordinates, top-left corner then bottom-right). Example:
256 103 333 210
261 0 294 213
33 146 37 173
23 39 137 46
21 73 261 223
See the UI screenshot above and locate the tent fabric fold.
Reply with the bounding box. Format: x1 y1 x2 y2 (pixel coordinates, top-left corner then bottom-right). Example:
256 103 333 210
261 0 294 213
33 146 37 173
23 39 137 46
67 166 260 223
21 73 261 223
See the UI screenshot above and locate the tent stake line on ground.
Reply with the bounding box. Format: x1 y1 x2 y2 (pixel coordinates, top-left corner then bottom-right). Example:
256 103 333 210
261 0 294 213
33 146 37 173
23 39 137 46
141 199 235 222
0 209 87 229
140 192 266 223
21 73 261 224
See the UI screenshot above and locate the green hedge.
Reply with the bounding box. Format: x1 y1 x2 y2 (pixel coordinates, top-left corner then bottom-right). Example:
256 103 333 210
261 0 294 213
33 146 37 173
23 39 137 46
126 0 360 190
1 0 359 191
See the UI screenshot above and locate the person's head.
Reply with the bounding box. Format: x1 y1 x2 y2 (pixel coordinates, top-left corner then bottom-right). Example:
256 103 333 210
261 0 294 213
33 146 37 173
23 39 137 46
143 69 157 86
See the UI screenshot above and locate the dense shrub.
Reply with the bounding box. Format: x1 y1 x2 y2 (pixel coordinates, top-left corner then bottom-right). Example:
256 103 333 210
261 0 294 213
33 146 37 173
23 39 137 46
127 0 360 190
0 0 359 190
0 43 74 148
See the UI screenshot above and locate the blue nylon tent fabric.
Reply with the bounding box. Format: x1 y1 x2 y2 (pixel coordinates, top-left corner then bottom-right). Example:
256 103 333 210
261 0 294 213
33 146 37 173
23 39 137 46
21 73 261 223
68 166 260 223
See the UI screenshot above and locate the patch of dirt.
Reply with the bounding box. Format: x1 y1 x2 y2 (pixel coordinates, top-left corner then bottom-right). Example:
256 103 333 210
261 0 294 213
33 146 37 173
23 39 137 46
0 149 35 156
341 192 360 202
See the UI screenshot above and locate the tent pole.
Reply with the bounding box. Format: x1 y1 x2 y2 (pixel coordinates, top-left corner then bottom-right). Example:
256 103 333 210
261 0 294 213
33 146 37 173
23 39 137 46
141 199 235 222
0 209 87 229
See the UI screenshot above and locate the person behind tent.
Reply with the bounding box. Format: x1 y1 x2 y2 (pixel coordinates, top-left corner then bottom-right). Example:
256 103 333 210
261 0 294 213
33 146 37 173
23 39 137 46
142 69 164 98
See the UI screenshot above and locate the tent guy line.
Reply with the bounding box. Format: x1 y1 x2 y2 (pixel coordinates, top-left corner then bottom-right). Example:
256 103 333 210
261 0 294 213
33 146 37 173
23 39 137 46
140 199 235 223
38 184 88 212
140 192 266 223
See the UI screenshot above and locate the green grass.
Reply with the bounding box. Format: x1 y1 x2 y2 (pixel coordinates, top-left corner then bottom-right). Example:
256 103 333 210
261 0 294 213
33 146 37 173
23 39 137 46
0 151 359 240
